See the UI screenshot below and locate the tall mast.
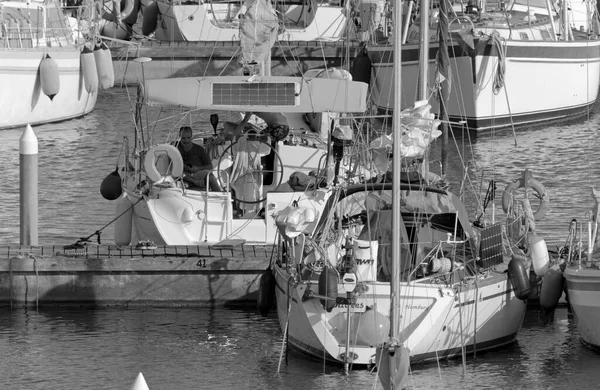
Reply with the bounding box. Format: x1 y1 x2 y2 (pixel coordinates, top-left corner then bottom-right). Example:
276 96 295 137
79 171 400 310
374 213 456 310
390 0 403 358
418 0 429 100
437 0 450 175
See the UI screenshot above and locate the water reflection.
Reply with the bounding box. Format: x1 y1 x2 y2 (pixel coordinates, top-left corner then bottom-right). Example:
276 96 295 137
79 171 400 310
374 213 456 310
0 306 599 389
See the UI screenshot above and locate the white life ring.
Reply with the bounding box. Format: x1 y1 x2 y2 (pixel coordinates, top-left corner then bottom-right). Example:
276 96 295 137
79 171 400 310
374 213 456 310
144 144 184 182
502 177 549 221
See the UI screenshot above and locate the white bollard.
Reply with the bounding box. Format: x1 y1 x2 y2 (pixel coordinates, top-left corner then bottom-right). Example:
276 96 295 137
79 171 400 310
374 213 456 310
130 372 150 390
20 124 38 246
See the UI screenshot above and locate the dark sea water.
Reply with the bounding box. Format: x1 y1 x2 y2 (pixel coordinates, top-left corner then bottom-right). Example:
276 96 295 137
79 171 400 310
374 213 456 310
1 89 600 388
0 306 597 389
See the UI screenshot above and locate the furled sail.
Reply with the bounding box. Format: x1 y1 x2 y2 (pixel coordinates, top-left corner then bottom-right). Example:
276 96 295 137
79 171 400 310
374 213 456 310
239 0 279 76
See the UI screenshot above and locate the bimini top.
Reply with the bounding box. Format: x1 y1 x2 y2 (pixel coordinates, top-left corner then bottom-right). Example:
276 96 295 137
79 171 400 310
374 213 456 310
141 75 368 113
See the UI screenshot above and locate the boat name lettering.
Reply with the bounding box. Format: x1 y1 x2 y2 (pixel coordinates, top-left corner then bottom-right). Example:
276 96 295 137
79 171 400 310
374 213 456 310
404 304 429 310
355 259 374 265
334 302 364 309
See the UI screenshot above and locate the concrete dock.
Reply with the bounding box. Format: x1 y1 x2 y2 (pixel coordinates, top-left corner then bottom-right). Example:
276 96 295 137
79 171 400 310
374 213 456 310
0 244 275 308
109 40 360 85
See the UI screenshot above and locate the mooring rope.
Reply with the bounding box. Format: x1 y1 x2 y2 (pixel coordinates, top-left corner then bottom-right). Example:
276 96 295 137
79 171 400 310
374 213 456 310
490 32 507 95
65 196 144 247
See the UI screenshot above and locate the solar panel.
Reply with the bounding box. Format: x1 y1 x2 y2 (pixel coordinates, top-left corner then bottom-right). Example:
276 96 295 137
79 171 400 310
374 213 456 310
478 223 504 268
211 82 297 106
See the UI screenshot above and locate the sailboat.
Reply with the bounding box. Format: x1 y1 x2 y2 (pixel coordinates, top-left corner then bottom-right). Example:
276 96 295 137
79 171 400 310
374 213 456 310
138 0 382 42
100 0 369 247
271 0 547 371
0 0 100 130
559 190 600 349
366 0 600 131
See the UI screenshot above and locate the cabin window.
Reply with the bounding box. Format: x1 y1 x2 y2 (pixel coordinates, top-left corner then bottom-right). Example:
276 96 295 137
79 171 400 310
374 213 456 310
519 32 529 40
541 30 551 40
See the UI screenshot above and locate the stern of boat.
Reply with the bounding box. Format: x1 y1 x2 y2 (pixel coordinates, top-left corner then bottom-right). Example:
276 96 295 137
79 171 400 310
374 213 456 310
564 266 600 348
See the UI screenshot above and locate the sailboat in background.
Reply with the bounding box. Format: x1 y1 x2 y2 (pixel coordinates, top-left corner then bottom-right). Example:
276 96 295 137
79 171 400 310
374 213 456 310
366 0 600 131
0 0 101 130
271 0 548 374
134 0 385 42
560 190 600 350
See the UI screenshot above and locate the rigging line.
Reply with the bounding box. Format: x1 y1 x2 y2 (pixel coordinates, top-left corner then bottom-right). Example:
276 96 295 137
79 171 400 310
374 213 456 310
81 197 144 242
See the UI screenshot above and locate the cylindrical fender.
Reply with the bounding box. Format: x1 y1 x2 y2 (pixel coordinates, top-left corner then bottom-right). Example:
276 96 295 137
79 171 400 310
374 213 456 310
93 44 111 90
318 267 338 312
502 177 549 221
539 265 564 313
141 0 159 36
114 193 133 246
508 252 530 301
530 234 549 277
144 144 184 182
257 266 276 317
80 45 98 94
101 42 115 88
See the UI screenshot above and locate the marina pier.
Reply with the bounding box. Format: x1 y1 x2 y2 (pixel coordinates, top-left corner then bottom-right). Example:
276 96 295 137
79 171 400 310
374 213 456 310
0 245 273 308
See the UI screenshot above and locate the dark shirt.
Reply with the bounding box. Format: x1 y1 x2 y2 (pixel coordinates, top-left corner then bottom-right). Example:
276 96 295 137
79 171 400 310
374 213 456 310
178 143 211 168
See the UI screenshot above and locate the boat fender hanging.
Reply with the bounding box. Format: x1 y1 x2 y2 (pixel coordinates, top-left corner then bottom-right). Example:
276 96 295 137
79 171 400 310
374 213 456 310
40 54 60 101
114 193 133 246
350 46 372 84
318 267 338 312
144 144 184 182
101 42 115 88
94 44 112 90
81 45 98 93
100 168 123 200
530 234 550 277
539 265 564 314
507 252 530 301
142 1 159 36
257 266 276 317
502 177 549 221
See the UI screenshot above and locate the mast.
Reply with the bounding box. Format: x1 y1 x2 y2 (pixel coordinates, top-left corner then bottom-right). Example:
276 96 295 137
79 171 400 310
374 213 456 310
437 0 450 175
417 0 429 100
390 0 403 372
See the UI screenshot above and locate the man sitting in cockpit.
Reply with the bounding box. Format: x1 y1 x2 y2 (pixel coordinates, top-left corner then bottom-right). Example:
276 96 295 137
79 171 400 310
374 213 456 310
177 126 222 191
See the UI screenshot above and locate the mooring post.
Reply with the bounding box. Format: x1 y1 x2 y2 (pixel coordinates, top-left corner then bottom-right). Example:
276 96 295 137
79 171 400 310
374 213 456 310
20 124 38 246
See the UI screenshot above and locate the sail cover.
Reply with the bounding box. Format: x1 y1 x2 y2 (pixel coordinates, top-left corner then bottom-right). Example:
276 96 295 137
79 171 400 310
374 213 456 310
239 0 279 76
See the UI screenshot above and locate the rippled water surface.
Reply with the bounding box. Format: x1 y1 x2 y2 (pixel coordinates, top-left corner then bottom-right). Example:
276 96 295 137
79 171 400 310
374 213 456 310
0 307 598 389
1 89 600 388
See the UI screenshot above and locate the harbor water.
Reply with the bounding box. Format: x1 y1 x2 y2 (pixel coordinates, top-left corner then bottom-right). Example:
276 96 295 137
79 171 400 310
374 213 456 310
1 89 600 388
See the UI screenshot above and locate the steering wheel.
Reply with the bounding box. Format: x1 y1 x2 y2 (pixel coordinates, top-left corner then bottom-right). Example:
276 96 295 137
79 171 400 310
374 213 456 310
217 137 284 204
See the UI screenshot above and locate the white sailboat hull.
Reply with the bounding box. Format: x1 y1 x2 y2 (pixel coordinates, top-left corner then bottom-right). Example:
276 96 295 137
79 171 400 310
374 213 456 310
274 265 526 365
368 39 600 130
154 3 348 42
0 48 97 130
564 266 600 348
123 185 330 246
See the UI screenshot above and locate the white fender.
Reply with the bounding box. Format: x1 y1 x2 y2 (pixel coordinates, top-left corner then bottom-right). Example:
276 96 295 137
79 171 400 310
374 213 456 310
114 193 133 246
80 46 98 93
530 234 549 276
40 54 60 100
94 45 112 90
